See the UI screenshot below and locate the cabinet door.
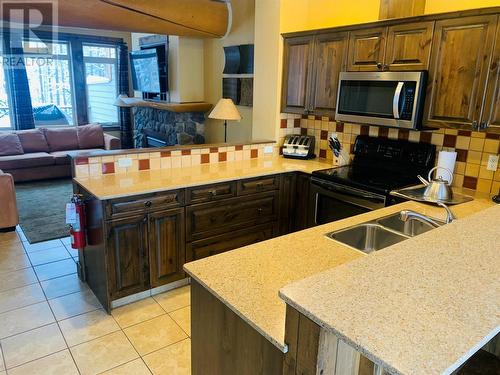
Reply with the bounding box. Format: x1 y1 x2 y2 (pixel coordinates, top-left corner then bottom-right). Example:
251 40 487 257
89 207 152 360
149 208 185 288
281 35 314 114
481 22 500 134
347 27 387 71
424 15 497 129
385 21 434 71
106 215 149 299
310 32 348 116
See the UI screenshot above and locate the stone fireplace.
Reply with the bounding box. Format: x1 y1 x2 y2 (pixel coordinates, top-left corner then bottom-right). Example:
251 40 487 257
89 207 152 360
133 107 206 148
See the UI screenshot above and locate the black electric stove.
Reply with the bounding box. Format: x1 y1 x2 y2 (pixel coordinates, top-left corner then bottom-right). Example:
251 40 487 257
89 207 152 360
310 135 436 225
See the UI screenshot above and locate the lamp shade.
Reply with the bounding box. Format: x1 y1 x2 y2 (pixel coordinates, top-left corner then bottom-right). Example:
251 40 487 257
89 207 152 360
208 98 242 121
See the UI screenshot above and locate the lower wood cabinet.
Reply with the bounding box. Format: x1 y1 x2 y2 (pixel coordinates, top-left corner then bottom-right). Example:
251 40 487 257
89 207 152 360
106 215 150 300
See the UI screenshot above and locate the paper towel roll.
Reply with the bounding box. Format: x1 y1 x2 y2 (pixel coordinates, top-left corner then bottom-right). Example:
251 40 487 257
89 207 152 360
436 151 457 182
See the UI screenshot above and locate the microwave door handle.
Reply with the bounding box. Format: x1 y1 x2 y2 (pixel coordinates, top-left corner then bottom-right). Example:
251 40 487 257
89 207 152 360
393 82 404 119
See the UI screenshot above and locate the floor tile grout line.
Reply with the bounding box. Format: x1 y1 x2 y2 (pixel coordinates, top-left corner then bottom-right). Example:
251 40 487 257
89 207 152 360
0 311 56 342
2 347 69 372
140 336 190 359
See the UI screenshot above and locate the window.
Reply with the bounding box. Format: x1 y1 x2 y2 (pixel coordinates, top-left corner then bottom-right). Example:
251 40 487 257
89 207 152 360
23 40 75 126
0 67 12 128
83 44 119 125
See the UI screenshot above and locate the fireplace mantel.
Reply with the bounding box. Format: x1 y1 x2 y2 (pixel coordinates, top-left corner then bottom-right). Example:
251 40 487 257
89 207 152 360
122 97 212 113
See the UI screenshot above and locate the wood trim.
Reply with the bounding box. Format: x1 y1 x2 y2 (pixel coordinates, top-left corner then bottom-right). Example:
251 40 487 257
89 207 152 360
379 0 426 20
281 6 500 38
191 280 283 375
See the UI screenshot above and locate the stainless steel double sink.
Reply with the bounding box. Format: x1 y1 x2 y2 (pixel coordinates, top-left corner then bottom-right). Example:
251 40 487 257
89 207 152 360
325 212 445 254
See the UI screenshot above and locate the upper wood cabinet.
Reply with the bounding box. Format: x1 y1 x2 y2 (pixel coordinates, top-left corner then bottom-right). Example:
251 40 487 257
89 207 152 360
281 36 314 114
282 32 348 116
347 27 387 71
347 22 433 71
423 15 498 130
310 32 348 115
481 21 500 134
385 21 434 71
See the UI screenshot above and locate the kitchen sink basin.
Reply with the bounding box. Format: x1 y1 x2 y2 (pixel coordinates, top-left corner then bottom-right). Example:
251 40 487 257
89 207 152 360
377 213 445 237
325 211 446 254
326 223 408 254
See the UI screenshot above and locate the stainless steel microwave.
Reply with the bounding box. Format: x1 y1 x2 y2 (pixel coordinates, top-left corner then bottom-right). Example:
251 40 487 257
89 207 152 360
335 71 427 129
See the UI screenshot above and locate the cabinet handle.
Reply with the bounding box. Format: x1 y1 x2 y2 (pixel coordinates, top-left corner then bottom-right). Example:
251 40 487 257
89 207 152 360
480 122 488 130
144 201 152 208
376 62 383 70
258 208 263 214
142 216 148 223
256 182 264 190
472 121 478 130
209 190 217 197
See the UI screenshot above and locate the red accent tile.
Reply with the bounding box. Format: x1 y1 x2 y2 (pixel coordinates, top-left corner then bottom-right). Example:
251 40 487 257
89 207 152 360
280 119 287 129
218 152 227 162
360 125 369 135
210 147 219 153
443 134 457 148
458 130 471 137
315 115 322 121
138 159 150 170
250 149 258 158
456 149 468 162
378 127 389 138
320 130 328 140
201 154 210 164
300 127 307 135
161 151 171 157
75 157 89 165
419 132 432 143
181 149 191 156
319 149 327 158
486 133 500 140
301 114 308 119
398 129 409 141
294 118 301 128
235 145 243 151
102 162 115 174
336 123 344 133
463 176 478 190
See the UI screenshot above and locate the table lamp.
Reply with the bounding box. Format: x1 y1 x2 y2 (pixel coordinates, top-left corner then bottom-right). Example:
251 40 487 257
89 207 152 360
208 98 242 142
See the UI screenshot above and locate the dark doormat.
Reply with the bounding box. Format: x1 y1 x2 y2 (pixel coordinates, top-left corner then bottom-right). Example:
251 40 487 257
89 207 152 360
15 178 73 244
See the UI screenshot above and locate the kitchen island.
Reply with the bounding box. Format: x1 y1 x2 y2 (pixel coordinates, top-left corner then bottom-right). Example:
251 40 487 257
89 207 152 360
183 197 498 375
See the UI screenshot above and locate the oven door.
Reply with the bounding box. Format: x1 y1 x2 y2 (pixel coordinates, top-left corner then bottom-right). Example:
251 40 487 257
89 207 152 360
335 71 426 129
310 178 387 225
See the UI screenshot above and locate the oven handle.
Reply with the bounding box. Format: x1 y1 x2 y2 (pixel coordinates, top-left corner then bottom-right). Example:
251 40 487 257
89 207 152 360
311 178 386 201
393 82 404 119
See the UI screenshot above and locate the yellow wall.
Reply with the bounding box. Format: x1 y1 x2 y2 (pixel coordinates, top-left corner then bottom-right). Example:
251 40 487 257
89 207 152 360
204 0 255 143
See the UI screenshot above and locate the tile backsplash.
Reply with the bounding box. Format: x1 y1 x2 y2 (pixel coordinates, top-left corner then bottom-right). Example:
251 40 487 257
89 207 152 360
279 113 500 195
73 142 278 179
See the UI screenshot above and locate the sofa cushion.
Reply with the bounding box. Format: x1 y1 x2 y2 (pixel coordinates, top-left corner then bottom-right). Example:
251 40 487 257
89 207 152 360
0 133 24 156
0 152 55 170
16 128 50 153
43 127 79 151
77 124 104 149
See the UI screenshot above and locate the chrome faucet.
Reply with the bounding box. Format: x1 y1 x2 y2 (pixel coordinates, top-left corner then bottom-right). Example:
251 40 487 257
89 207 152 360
400 202 456 227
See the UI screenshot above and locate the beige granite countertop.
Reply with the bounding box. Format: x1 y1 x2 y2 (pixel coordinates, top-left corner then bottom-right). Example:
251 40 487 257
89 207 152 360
73 157 332 200
280 203 499 375
183 197 495 353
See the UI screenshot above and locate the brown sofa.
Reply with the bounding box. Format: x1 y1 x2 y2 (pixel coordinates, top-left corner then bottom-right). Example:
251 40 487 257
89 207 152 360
0 124 121 182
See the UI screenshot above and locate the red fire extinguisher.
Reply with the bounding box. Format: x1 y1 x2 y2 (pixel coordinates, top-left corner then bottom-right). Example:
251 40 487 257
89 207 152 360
68 194 86 250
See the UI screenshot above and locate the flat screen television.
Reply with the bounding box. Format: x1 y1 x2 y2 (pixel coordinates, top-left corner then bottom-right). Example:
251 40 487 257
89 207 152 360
130 49 162 94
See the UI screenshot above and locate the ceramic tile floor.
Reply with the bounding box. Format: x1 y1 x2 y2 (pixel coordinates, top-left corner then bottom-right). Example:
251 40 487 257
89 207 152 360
0 227 191 374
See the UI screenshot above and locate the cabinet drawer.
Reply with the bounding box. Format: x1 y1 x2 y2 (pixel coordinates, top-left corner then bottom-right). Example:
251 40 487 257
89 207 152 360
237 175 280 196
106 190 184 219
186 224 276 262
186 182 236 204
186 191 279 241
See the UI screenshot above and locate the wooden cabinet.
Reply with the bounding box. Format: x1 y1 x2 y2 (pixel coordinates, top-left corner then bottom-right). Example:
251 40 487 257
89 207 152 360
347 22 433 71
347 27 387 71
281 36 314 114
186 182 235 204
149 208 185 288
385 22 434 71
106 215 149 300
424 15 497 129
481 21 500 134
310 32 348 115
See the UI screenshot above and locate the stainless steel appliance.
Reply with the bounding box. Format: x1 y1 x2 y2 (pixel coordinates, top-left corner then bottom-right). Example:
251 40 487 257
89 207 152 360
282 134 316 159
310 135 436 225
335 71 427 129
